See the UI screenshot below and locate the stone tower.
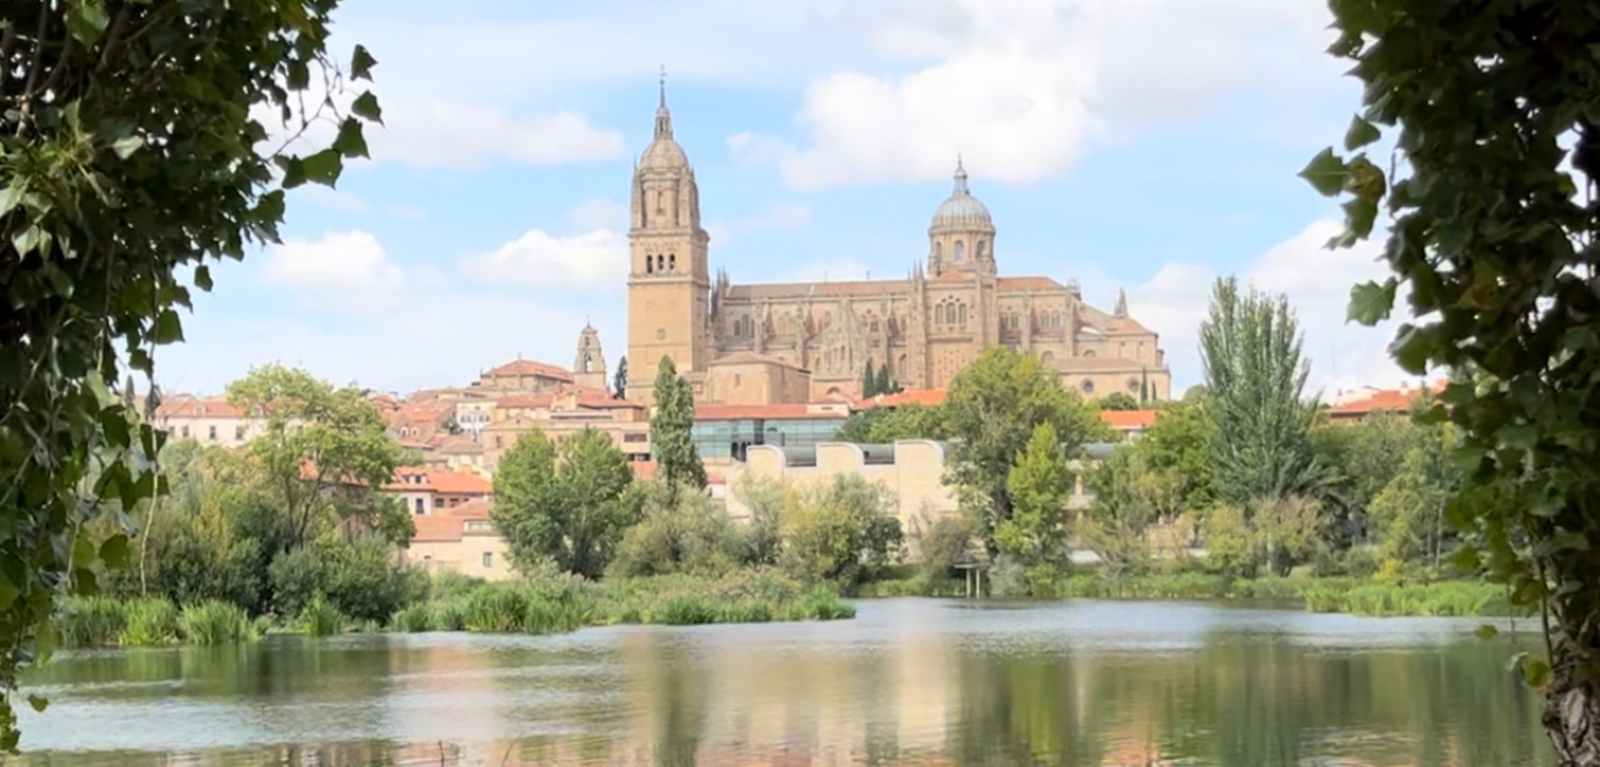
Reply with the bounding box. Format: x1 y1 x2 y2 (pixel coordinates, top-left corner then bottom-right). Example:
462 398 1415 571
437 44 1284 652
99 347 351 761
625 74 712 404
573 323 607 391
927 158 997 278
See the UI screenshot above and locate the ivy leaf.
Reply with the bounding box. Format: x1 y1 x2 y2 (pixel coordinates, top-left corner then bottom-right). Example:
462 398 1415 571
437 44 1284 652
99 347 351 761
98 406 131 449
111 135 145 160
66 0 110 46
332 117 369 159
1474 624 1498 641
351 44 378 81
152 309 184 345
300 148 344 187
98 535 131 570
1344 114 1381 150
1347 280 1396 325
1299 147 1349 197
351 91 383 125
129 349 154 376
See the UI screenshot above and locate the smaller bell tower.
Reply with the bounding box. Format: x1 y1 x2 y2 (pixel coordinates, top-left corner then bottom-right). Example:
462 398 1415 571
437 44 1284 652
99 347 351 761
573 324 608 391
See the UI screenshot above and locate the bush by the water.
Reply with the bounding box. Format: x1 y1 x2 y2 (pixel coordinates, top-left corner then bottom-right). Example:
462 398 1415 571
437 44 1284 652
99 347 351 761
298 596 347 636
179 601 258 645
55 596 127 648
121 598 181 645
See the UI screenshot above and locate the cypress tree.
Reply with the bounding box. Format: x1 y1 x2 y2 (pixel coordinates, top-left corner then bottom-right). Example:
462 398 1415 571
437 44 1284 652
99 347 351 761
650 356 707 493
876 363 896 396
861 358 878 398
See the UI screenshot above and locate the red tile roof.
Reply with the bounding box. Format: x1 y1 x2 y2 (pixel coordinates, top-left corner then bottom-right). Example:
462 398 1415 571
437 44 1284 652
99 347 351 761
385 467 492 495
412 515 464 543
1327 380 1446 418
154 395 245 419
632 462 657 480
482 359 573 381
1101 410 1159 430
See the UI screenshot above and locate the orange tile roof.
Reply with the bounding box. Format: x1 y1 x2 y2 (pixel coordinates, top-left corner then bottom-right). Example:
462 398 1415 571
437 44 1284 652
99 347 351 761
1101 410 1159 429
1105 317 1154 335
412 515 464 543
154 395 245 419
694 403 851 421
482 358 573 381
632 461 657 480
446 497 494 520
384 467 492 496
1327 380 1446 418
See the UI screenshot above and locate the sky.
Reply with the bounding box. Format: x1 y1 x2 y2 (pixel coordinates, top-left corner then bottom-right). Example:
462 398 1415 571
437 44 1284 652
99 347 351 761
155 0 1418 401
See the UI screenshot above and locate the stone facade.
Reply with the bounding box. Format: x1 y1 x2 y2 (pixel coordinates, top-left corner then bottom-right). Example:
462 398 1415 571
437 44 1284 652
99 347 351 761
623 85 1172 406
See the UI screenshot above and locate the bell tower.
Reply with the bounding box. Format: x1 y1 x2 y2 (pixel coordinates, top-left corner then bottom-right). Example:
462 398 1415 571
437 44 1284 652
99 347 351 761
626 71 712 404
573 323 607 391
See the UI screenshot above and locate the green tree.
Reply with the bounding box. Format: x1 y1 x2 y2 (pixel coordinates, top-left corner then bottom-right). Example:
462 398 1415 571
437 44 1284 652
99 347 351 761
610 480 743 578
492 428 638 579
861 357 878 398
944 347 1113 551
1199 277 1328 506
650 356 706 492
0 0 379 744
1096 392 1141 411
612 356 628 400
876 363 898 397
1134 397 1217 514
994 423 1071 569
834 402 949 444
227 365 408 552
778 474 905 588
1080 447 1173 576
1310 4 1600 743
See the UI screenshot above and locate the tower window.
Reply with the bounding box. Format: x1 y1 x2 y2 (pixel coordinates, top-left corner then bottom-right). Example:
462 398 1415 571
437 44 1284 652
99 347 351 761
955 240 966 263
669 254 676 271
646 255 654 274
657 255 665 273
977 240 988 262
958 303 968 325
934 242 943 261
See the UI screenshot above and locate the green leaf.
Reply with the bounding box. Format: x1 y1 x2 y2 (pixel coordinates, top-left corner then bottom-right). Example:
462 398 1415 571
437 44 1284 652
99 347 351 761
27 695 48 713
66 0 111 45
111 134 145 160
301 148 344 187
351 44 378 81
0 183 25 217
129 349 154 376
277 155 307 189
1388 324 1432 375
1347 280 1396 325
98 406 131 449
99 535 132 570
152 309 184 344
72 536 95 568
0 574 18 610
1474 624 1498 641
1298 147 1349 197
1342 197 1378 239
1522 657 1551 688
1453 545 1481 571
193 264 213 292
332 117 369 159
1344 114 1381 150
351 91 383 124
72 568 98 597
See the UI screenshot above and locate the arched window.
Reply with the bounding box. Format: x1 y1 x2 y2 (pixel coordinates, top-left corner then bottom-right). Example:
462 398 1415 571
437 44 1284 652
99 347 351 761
1083 350 1096 358
656 191 665 212
1050 311 1061 328
1127 378 1140 393
977 240 988 262
669 254 677 271
1081 380 1095 395
955 240 966 263
645 255 654 274
898 354 907 373
583 353 593 373
657 255 665 272
934 242 943 262
958 303 968 325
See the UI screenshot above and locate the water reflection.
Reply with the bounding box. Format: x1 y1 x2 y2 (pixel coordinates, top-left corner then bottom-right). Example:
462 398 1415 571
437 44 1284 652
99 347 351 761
13 599 1553 766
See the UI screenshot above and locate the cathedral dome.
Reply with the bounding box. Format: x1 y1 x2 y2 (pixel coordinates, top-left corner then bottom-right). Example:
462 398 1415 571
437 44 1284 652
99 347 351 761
639 134 689 171
929 159 993 232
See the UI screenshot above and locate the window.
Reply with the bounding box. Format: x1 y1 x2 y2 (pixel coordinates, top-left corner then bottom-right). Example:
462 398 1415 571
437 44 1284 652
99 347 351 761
646 255 654 274
235 425 246 441
624 432 647 443
977 240 988 261
482 552 493 568
494 435 503 448
958 303 968 325
934 241 943 261
955 240 966 263
669 254 676 271
413 498 424 515
1128 378 1141 393
181 425 190 439
1081 380 1095 395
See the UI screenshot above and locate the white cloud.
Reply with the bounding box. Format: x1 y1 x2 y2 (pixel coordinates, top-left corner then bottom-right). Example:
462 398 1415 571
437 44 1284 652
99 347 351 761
261 231 404 293
708 202 814 244
463 229 628 289
296 185 371 213
1130 220 1412 401
370 98 625 170
567 198 630 231
740 0 1339 188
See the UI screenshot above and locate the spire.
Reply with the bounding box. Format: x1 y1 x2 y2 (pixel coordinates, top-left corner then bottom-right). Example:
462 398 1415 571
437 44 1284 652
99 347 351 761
1114 288 1128 318
953 156 969 196
654 65 673 140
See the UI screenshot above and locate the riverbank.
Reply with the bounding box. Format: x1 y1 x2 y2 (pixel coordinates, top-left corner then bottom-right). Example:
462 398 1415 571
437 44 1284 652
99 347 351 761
861 572 1521 618
54 569 855 648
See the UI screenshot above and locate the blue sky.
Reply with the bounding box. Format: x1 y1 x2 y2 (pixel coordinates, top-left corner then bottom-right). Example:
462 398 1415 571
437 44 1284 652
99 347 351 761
157 0 1412 400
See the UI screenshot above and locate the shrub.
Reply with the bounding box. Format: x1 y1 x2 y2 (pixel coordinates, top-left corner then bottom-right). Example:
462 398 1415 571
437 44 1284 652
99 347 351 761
391 603 435 633
120 598 180 646
323 537 422 625
777 475 905 588
267 546 328 620
55 597 126 648
610 482 743 578
463 578 596 635
179 601 257 645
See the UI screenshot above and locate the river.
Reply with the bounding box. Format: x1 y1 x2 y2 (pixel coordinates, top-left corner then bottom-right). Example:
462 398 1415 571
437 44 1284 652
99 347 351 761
13 598 1553 766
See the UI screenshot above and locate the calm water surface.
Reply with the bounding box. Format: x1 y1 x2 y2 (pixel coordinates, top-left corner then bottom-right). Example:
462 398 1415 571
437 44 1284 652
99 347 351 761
11 599 1554 766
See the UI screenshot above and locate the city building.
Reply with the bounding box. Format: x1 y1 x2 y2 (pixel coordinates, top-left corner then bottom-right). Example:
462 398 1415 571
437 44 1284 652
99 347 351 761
621 82 1172 407
383 466 493 517
150 394 265 448
402 498 515 580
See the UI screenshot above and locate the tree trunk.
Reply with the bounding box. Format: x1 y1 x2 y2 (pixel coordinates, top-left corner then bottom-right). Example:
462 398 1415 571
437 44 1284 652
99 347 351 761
1546 660 1600 767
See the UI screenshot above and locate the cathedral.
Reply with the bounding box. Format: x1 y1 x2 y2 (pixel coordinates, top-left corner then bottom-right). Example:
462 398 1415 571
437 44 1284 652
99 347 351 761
623 84 1172 407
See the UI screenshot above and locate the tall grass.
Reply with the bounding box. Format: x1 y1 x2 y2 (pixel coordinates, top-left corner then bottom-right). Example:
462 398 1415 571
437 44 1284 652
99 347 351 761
1300 580 1513 617
598 568 853 626
391 603 435 633
298 596 346 637
55 596 126 648
120 598 180 645
462 580 595 634
178 601 257 645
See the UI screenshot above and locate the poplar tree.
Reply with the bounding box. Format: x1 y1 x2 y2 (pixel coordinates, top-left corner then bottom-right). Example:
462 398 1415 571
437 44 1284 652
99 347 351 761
650 356 706 493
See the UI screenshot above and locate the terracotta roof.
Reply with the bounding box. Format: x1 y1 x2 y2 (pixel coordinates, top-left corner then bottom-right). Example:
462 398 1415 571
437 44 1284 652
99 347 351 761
494 385 640 412
726 279 913 300
1101 410 1159 429
154 395 245 419
996 276 1070 293
694 403 851 421
437 436 483 455
482 359 573 381
854 388 946 410
412 515 464 543
710 351 808 371
1327 382 1444 418
385 467 492 495
1105 317 1154 335
447 497 494 520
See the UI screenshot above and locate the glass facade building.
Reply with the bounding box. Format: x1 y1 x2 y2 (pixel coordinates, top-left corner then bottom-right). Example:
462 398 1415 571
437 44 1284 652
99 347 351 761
692 417 845 461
